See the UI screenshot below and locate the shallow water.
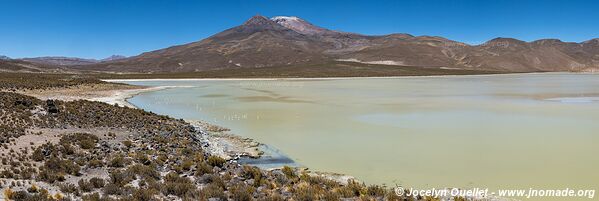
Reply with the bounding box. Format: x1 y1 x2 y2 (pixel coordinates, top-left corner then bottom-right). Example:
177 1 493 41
118 73 599 197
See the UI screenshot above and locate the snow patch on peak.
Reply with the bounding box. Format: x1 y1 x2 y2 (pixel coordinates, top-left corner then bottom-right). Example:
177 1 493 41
270 16 334 36
271 16 301 21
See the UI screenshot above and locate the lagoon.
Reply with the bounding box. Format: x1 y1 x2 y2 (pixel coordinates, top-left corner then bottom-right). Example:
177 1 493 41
117 73 599 195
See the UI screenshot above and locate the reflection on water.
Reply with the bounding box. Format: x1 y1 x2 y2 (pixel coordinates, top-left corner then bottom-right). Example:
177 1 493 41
119 73 599 199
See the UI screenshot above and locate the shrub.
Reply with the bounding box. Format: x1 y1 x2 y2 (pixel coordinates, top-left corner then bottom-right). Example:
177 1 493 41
88 159 103 168
199 183 227 200
82 192 101 201
59 183 80 196
207 156 225 167
135 152 151 165
36 167 65 183
230 183 255 201
109 170 133 186
122 140 132 148
43 156 80 175
103 183 121 195
31 143 57 162
293 183 320 201
132 188 158 201
4 188 14 199
60 133 99 149
162 172 196 197
127 164 160 180
109 155 127 168
162 181 196 198
89 177 105 188
365 184 386 197
243 165 264 187
195 161 213 176
282 166 296 179
181 159 194 171
27 184 38 193
323 191 341 201
79 139 96 149
78 179 94 192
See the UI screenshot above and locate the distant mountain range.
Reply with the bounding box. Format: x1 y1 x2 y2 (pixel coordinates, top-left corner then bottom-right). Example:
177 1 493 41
2 15 599 74
21 55 127 66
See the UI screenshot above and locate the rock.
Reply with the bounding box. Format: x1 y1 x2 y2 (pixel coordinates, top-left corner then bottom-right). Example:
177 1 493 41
14 99 33 107
46 100 59 114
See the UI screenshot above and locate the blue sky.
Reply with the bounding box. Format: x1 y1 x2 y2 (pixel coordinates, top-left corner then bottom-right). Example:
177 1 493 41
1 0 598 59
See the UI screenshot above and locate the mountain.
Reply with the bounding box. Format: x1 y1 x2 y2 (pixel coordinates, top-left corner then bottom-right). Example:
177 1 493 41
0 55 10 60
271 16 340 36
6 15 599 74
23 57 100 66
0 59 66 72
21 55 128 66
78 15 329 72
101 55 127 62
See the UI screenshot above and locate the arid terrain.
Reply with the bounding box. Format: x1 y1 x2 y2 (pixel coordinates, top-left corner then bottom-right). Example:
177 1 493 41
0 73 431 201
2 15 599 76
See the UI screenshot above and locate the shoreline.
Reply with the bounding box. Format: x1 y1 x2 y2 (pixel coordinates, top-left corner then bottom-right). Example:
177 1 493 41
93 84 302 167
101 71 582 82
91 85 509 199
1 77 514 200
96 83 359 185
88 86 170 108
87 85 198 108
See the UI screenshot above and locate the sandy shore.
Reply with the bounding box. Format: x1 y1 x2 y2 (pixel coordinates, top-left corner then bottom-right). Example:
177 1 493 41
88 86 174 108
62 83 278 163
12 82 180 108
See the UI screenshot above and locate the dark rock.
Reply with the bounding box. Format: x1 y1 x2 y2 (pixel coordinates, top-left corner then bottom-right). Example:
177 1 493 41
14 99 33 107
46 100 59 114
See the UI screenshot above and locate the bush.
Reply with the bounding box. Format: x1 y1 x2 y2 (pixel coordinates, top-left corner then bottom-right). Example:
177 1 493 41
79 139 96 149
162 181 196 198
44 157 80 175
60 133 99 149
89 177 105 188
207 156 226 167
82 192 101 201
78 179 94 192
135 152 151 165
293 184 320 201
127 164 160 180
31 143 57 162
109 155 127 168
181 159 194 171
230 183 255 201
87 159 103 168
132 188 158 201
282 166 296 179
109 170 133 186
162 172 196 197
199 183 227 200
122 140 132 148
195 161 213 176
365 184 386 197
36 167 65 183
103 183 121 195
243 165 264 187
27 184 38 193
59 183 80 196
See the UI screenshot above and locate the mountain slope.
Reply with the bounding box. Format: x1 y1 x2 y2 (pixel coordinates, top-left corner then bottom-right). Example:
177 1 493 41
7 15 599 74
0 59 65 72
21 55 128 66
82 15 330 72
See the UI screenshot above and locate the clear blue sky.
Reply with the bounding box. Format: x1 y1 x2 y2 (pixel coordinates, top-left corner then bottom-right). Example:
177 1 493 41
1 0 598 59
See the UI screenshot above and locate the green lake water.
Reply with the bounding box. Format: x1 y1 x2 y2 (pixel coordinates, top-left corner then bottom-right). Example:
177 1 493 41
117 73 599 199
